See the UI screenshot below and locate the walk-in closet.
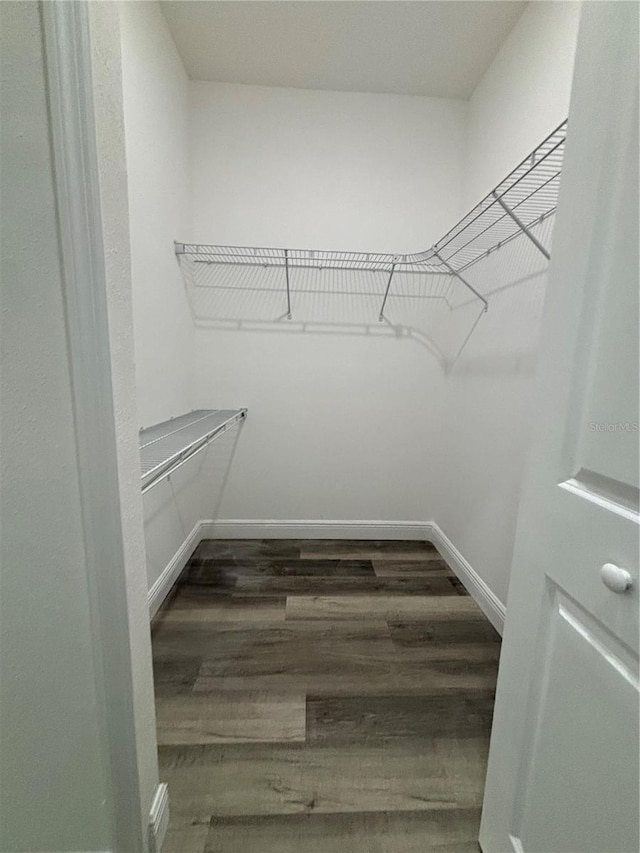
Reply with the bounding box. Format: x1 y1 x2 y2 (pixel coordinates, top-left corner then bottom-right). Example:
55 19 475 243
119 3 579 849
4 1 638 852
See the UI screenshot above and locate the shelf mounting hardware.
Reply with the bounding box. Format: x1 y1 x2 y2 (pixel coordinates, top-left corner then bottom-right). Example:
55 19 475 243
431 250 488 312
378 260 397 321
491 191 550 260
284 248 292 319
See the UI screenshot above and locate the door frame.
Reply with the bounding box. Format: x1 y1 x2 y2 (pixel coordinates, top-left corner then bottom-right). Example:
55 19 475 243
41 2 153 849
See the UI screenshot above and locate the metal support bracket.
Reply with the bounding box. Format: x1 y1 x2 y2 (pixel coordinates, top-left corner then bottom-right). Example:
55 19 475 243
378 261 397 321
492 191 550 260
432 249 488 312
284 248 292 319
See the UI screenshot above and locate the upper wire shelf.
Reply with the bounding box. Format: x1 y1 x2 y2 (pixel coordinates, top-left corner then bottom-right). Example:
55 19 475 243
175 120 567 320
433 121 564 272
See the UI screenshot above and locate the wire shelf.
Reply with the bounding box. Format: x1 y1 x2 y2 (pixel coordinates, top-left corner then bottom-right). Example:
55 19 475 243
181 245 439 273
433 121 565 272
139 409 247 494
175 120 567 319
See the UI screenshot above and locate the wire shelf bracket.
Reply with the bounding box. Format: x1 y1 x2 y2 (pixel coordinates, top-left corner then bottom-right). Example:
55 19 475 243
378 259 399 322
284 248 292 319
431 249 488 313
491 191 550 260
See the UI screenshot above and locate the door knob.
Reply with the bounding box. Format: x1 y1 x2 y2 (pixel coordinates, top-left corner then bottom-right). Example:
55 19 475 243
600 563 633 593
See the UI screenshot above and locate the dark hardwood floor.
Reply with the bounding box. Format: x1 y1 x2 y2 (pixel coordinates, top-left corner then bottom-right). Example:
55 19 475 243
151 539 501 853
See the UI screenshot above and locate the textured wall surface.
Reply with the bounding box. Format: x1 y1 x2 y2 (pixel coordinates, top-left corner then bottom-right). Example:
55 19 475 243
0 3 111 848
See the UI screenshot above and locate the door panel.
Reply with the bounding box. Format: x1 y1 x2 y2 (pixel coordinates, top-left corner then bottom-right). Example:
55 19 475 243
565 67 639 495
515 587 639 853
480 5 639 852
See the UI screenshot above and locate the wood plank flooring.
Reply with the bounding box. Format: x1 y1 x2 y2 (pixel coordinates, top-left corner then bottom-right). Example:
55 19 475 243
151 539 501 853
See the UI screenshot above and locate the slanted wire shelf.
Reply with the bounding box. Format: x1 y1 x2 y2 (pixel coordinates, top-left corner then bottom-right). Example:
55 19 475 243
139 409 247 494
175 119 566 320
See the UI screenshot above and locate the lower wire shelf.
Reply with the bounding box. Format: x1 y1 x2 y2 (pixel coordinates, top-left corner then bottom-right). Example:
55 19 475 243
139 408 247 494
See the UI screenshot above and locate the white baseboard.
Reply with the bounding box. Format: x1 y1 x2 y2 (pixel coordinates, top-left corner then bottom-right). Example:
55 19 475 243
202 518 505 633
145 519 430 616
200 519 432 540
148 782 169 853
147 522 204 618
428 522 506 635
146 517 505 636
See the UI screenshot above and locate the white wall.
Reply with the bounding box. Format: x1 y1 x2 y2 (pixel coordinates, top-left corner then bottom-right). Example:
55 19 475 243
189 82 467 523
436 2 581 607
436 219 555 607
120 2 206 595
194 331 445 522
462 1 581 209
189 82 466 253
120 0 193 428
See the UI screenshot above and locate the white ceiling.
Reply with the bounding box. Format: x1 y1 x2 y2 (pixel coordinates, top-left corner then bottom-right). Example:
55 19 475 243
161 1 526 100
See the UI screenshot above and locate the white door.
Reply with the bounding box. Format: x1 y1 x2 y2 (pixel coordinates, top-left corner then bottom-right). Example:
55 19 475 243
480 4 639 853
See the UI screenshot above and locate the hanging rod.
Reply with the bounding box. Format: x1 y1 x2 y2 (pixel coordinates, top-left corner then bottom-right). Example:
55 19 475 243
175 119 566 320
139 409 247 494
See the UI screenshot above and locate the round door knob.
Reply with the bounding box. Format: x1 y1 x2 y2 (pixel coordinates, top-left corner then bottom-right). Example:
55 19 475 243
601 563 633 593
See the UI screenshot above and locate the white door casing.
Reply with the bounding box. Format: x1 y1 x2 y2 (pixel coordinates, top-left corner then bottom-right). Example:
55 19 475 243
480 4 639 853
